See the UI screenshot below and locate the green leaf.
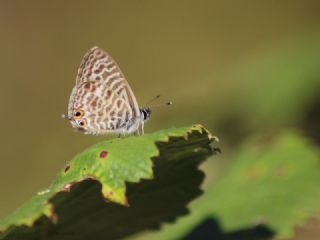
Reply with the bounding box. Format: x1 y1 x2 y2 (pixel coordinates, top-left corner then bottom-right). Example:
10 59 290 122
149 131 320 239
231 34 320 127
0 124 218 240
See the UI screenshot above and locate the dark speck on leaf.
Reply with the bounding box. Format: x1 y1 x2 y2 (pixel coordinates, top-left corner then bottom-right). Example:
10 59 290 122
64 165 70 173
100 151 108 158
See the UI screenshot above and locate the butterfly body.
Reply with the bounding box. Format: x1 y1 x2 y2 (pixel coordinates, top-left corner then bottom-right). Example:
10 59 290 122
64 46 150 136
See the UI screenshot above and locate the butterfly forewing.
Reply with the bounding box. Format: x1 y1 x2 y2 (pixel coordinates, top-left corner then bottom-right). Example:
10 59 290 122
68 47 141 134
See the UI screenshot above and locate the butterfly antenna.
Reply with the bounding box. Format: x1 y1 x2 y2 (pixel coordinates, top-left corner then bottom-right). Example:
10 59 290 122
149 101 173 108
145 95 161 106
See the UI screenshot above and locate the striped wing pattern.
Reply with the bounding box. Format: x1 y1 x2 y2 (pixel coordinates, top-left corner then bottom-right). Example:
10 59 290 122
68 47 141 135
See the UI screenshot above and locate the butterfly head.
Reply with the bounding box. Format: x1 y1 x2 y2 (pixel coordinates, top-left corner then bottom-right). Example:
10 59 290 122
140 96 172 123
140 107 152 122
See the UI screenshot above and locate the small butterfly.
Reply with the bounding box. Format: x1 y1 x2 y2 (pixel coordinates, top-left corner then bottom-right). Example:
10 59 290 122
63 46 170 136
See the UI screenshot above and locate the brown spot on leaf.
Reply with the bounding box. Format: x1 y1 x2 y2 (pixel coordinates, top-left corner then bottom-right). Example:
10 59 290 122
64 165 70 173
100 151 108 158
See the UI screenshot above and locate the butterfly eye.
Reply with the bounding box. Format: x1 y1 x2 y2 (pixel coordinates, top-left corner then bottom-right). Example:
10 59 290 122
78 119 87 127
73 109 84 119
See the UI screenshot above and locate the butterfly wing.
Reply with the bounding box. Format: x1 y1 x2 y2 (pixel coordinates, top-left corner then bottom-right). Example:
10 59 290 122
69 47 141 134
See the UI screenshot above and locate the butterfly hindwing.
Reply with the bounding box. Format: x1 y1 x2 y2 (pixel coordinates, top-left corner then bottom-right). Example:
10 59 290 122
68 47 141 134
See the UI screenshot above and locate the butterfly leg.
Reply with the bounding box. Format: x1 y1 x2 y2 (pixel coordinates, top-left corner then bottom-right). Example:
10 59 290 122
141 123 144 135
138 122 144 135
135 129 140 136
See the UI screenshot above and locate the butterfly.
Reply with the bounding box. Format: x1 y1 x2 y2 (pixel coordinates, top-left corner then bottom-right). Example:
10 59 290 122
62 46 154 136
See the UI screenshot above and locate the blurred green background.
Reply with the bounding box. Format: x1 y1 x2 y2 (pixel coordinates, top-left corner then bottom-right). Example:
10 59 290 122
1 0 320 239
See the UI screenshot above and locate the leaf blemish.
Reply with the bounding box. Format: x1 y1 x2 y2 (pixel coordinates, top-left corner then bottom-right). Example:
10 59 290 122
63 183 72 192
37 189 50 195
64 165 70 173
100 151 108 158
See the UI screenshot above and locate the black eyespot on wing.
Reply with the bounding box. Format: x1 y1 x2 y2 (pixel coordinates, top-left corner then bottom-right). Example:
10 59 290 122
73 109 84 119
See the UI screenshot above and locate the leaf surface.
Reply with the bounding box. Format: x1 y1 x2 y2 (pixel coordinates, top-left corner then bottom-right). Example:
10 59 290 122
149 131 320 240
0 124 217 240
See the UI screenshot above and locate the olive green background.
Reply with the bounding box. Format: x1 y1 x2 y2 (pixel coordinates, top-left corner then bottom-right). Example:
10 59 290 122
0 0 319 237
